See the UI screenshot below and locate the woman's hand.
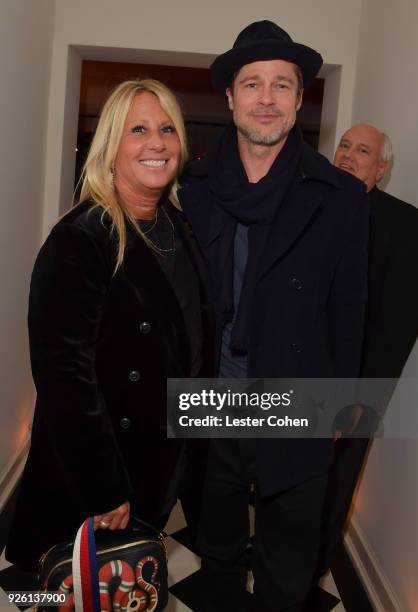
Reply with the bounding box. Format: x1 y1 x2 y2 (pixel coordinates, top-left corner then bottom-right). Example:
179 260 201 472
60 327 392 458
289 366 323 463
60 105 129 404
94 500 130 530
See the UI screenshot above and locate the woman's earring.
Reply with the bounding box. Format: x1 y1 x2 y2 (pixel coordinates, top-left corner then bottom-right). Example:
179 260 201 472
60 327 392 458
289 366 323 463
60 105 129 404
110 167 116 190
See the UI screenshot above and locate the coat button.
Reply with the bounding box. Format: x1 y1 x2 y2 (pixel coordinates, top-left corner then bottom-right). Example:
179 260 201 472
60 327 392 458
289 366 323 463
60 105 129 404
291 343 302 353
139 321 151 334
120 418 131 429
128 370 141 382
290 277 303 290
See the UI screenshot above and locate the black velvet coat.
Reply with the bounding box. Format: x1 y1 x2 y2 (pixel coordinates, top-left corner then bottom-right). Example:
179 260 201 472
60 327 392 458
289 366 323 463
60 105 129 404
6 200 213 570
179 144 369 496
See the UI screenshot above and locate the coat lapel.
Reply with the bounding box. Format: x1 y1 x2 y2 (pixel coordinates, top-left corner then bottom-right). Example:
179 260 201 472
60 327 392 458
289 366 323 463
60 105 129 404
167 205 216 372
169 206 212 305
122 222 191 375
257 179 324 281
179 180 229 266
257 147 341 281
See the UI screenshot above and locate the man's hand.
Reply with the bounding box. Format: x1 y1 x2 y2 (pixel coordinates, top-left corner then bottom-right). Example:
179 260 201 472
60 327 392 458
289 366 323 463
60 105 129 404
333 404 364 441
93 500 130 530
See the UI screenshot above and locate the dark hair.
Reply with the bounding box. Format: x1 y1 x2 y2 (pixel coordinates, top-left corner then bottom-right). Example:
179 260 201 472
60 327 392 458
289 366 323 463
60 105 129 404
294 65 303 93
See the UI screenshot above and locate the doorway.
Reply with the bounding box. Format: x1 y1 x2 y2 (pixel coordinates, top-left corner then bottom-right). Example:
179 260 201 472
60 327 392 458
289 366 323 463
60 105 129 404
76 59 324 186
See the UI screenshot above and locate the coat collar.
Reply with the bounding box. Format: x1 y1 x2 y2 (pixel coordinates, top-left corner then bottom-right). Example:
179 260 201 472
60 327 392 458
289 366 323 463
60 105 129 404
298 144 341 188
182 142 341 188
180 142 340 229
179 143 341 272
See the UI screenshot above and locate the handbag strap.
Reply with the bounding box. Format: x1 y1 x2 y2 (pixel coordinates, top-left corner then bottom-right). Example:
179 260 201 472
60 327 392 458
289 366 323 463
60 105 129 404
71 514 165 611
72 518 100 612
129 513 167 539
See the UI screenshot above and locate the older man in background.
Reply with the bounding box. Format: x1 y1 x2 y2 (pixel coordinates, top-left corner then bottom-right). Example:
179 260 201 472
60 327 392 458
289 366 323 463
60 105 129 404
316 124 418 579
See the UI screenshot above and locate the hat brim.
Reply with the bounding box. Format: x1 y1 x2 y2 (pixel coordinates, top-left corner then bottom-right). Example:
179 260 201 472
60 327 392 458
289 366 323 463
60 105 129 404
211 40 323 93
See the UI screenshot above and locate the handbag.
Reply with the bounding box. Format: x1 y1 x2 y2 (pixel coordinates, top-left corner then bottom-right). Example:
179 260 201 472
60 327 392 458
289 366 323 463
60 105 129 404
37 515 168 611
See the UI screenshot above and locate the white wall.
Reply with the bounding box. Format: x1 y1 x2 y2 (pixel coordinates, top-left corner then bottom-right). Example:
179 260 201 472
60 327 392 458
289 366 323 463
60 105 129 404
0 0 55 489
351 351 418 610
43 0 364 230
352 0 418 207
350 1 418 608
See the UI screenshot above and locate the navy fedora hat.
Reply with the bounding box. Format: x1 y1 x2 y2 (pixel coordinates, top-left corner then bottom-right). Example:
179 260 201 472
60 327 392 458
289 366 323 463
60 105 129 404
210 20 323 93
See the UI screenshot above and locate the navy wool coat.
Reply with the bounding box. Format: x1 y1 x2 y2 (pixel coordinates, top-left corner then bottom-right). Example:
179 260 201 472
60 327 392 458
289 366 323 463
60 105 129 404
179 144 369 496
6 201 214 570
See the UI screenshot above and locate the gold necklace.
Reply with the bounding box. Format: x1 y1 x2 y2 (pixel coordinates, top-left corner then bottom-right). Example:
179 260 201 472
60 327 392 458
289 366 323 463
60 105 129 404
141 208 159 234
144 206 176 254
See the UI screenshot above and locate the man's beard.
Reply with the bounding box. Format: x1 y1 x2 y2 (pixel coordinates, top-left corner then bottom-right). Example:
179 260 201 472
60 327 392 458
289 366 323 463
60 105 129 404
235 110 296 146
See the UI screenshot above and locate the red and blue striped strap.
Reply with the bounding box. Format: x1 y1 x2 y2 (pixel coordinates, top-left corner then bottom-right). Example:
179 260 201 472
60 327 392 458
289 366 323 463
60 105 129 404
72 518 100 612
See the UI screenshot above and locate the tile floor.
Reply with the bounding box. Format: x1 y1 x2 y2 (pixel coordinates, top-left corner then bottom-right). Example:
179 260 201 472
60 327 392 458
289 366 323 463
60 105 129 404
0 488 373 611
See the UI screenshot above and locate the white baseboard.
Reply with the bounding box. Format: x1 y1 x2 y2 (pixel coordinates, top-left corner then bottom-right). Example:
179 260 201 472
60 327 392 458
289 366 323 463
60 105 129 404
344 520 403 612
0 440 30 512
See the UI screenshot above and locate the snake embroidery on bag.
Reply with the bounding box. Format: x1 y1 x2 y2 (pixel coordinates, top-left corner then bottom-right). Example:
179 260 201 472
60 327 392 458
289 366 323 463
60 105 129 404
58 555 160 611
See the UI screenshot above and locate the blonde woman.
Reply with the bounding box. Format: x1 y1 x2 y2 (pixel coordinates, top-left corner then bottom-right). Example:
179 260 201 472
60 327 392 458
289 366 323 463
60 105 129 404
6 79 213 571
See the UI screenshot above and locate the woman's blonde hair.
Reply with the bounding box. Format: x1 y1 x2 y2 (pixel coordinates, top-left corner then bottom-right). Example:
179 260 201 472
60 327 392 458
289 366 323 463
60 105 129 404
75 78 188 271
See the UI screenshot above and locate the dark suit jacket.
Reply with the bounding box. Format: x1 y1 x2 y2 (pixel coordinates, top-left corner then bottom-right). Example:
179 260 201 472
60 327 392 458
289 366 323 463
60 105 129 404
362 187 418 377
179 143 369 496
315 190 418 577
6 200 214 570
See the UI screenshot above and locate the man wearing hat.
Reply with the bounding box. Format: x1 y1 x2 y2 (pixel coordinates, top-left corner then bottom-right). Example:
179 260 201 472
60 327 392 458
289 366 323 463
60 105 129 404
179 20 369 611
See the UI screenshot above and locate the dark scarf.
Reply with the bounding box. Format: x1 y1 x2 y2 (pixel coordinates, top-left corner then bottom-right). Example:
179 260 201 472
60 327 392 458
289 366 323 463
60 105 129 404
208 122 303 352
